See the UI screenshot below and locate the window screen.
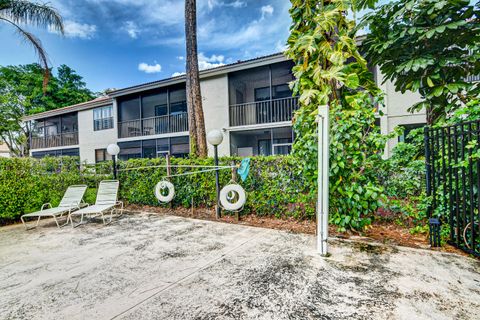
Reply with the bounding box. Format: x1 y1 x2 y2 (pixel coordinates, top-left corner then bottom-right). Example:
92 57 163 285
118 141 142 160
170 136 189 157
118 96 140 121
169 88 187 115
142 139 157 158
142 92 167 118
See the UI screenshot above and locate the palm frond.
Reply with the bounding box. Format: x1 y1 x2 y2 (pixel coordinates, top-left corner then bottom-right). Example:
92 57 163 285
0 17 50 90
0 0 63 34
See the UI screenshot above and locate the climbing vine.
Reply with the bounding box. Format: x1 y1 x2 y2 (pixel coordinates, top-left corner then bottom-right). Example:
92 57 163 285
286 0 397 230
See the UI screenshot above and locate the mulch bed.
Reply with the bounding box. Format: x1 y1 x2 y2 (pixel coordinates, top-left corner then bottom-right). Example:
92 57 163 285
124 204 468 256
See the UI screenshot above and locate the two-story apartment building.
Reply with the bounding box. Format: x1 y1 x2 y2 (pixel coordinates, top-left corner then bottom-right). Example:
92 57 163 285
24 53 426 163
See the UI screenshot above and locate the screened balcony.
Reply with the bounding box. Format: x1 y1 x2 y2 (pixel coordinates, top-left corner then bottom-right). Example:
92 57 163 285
30 113 79 149
228 61 298 127
118 85 188 138
229 96 298 127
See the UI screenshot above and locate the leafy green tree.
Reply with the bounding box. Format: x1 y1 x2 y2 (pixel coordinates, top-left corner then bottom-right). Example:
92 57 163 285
0 0 64 87
286 0 396 230
54 65 95 108
360 0 480 125
0 63 95 156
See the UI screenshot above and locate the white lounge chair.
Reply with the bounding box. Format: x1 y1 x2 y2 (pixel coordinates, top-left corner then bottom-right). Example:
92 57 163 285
21 185 87 230
68 180 122 227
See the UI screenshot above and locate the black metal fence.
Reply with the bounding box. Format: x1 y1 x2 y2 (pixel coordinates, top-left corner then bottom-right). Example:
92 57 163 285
425 119 480 256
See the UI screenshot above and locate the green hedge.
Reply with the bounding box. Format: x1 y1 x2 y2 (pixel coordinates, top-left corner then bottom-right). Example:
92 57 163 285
0 157 104 223
118 155 315 218
0 155 315 223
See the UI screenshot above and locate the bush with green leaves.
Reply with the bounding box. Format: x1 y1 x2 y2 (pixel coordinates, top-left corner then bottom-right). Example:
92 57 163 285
118 155 315 219
360 0 480 124
0 156 103 223
379 141 426 199
0 155 316 223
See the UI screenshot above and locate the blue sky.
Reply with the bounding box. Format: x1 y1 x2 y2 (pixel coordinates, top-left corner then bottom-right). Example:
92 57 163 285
0 0 292 92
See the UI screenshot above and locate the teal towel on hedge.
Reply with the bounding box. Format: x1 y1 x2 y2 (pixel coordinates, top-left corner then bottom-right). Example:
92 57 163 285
237 158 251 182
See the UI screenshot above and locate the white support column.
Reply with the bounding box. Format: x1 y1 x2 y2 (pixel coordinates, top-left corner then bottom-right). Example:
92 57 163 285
317 105 329 256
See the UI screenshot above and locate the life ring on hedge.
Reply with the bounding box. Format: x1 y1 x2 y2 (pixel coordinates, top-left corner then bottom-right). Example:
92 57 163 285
155 181 175 203
220 184 246 211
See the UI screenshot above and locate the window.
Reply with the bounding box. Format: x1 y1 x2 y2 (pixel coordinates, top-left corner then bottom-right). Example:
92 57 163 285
118 96 140 122
170 136 189 157
95 149 111 163
254 87 270 102
273 84 292 99
118 141 142 160
156 138 169 157
230 127 293 156
169 88 187 115
117 137 189 160
32 148 80 158
93 105 113 131
142 92 167 118
44 117 60 136
142 139 157 158
398 123 425 144
61 114 78 133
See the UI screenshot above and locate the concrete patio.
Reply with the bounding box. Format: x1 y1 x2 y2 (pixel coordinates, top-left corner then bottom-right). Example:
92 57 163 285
0 213 479 320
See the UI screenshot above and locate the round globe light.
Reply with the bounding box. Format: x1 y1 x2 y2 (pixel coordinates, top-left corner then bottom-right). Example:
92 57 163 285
207 129 223 146
107 143 120 156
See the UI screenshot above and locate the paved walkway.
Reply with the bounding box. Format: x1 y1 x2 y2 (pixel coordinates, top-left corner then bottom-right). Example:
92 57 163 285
0 213 479 320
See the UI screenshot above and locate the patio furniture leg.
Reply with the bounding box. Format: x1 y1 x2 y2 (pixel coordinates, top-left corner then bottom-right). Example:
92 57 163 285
71 213 86 228
53 215 61 228
21 215 42 231
20 216 28 230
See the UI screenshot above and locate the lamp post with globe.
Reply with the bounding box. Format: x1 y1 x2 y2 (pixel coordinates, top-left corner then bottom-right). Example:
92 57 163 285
107 143 120 179
207 130 223 219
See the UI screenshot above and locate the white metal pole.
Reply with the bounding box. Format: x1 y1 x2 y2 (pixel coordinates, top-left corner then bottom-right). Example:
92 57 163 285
317 105 329 256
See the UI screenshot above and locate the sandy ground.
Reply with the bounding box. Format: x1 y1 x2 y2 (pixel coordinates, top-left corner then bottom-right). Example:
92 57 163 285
0 213 479 320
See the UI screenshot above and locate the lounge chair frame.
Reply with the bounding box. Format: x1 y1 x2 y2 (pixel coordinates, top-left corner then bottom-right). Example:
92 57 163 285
20 185 88 230
68 180 122 227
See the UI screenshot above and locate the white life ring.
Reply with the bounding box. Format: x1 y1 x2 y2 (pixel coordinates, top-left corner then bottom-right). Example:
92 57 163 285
220 184 246 211
155 181 175 203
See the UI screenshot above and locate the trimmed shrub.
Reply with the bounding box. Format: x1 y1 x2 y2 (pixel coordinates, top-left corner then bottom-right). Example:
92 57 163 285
118 155 315 219
0 155 315 223
0 156 105 223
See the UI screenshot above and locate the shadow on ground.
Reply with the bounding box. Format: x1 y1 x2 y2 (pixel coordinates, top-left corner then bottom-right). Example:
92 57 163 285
0 213 479 320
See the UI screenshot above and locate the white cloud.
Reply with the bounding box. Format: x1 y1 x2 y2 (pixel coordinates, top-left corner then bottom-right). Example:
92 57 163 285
198 53 225 70
207 0 246 10
124 21 140 39
138 62 162 73
49 20 97 39
261 5 274 19
177 56 184 60
172 71 185 77
197 2 290 54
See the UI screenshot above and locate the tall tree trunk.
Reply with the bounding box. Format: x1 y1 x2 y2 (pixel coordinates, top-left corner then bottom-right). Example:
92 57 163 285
185 0 207 157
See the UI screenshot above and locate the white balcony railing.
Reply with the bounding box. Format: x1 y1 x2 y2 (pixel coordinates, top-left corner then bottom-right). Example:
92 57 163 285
118 113 188 138
31 132 79 149
229 97 299 127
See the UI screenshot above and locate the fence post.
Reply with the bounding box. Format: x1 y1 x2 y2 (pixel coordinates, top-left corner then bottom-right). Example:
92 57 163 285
424 126 439 247
424 126 432 219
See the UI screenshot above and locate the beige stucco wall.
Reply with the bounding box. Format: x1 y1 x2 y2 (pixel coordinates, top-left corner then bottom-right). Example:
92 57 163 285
200 74 230 157
376 67 426 156
77 103 117 164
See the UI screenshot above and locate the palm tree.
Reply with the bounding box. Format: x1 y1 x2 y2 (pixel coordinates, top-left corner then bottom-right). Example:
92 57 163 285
185 0 207 157
0 0 64 88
